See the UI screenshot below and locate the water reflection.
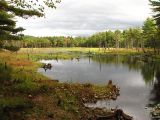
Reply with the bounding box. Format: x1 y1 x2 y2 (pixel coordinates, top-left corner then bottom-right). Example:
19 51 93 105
151 68 160 104
149 64 160 105
91 55 159 85
38 54 160 120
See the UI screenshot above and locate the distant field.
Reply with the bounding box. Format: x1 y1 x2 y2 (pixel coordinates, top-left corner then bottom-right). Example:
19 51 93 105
18 47 142 54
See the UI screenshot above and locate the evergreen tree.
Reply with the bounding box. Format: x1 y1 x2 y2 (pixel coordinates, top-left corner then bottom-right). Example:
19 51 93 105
142 18 157 49
0 1 23 41
9 0 60 16
0 0 60 48
113 30 121 48
150 0 160 27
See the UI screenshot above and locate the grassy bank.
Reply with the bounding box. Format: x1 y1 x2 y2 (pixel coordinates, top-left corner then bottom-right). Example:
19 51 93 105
0 50 120 120
17 47 160 63
19 47 143 54
16 47 144 62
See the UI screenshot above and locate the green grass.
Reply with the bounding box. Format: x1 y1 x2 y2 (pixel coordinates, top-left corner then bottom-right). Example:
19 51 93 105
16 47 145 62
19 47 142 54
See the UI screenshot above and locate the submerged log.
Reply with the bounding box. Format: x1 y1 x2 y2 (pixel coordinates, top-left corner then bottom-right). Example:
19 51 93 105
42 63 52 71
107 80 113 86
76 56 80 61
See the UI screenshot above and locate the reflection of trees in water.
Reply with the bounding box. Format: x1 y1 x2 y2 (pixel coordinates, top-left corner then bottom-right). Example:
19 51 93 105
91 55 159 85
91 54 143 72
150 66 160 105
141 62 156 85
148 63 160 120
97 55 102 71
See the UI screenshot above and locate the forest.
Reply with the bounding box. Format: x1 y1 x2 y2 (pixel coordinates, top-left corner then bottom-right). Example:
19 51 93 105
3 17 160 53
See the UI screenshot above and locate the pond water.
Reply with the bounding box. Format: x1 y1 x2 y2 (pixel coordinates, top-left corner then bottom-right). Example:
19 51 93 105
38 54 160 120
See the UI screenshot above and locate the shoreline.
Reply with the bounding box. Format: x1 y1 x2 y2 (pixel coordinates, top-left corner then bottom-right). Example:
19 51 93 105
0 49 133 120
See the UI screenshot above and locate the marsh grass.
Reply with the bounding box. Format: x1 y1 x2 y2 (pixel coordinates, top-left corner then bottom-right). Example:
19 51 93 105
14 47 145 64
19 47 142 55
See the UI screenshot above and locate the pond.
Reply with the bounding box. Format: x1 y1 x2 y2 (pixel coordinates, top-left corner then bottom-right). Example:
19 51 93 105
38 54 160 120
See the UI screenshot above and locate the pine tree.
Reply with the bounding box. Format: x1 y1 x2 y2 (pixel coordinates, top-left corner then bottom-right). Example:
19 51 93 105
0 5 23 40
0 0 60 48
150 0 160 27
0 0 44 41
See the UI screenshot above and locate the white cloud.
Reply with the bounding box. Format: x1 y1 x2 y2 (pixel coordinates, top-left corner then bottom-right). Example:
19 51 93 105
17 0 152 36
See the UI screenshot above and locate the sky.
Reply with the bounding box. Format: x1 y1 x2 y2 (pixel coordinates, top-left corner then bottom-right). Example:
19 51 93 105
17 0 152 37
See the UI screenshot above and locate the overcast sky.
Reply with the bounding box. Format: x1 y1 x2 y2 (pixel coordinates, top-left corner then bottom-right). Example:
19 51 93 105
17 0 152 37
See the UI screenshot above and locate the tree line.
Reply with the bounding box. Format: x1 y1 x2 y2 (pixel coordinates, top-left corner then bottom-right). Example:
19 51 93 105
4 18 159 52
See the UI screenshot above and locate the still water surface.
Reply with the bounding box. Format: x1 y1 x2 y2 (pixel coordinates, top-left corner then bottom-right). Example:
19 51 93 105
38 55 160 120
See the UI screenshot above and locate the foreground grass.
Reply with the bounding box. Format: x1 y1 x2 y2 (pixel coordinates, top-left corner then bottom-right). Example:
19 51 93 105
0 50 119 120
